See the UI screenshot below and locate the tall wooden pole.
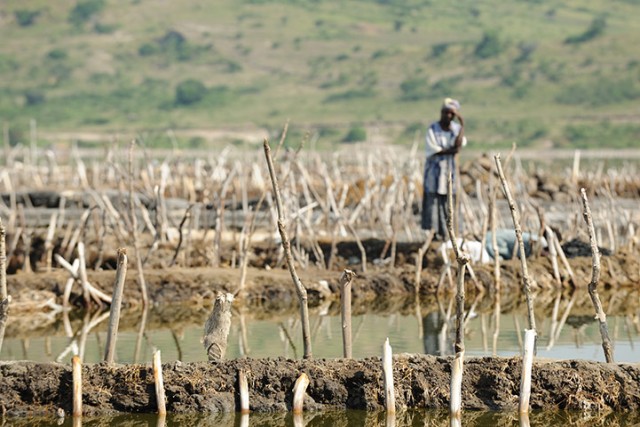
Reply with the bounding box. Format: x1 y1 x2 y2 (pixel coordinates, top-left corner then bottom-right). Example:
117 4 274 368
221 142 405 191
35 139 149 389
263 139 312 359
580 188 614 363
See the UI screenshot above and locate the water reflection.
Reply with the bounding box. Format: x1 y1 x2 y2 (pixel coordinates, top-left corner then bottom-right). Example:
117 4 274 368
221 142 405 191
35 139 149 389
1 290 639 364
11 409 640 427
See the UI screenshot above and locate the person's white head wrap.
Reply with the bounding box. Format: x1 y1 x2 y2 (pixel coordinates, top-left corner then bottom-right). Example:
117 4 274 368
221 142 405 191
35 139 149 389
442 97 461 111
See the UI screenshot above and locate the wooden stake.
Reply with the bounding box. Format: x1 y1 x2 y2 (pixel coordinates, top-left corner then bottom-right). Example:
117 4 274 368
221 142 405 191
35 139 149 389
104 248 128 363
264 138 312 359
129 140 149 308
450 350 464 418
488 175 501 290
519 329 536 413
382 337 395 414
44 212 58 273
153 350 167 415
445 173 469 418
580 188 614 363
0 218 6 300
292 373 310 414
238 369 250 414
339 269 355 358
494 153 537 414
72 355 82 417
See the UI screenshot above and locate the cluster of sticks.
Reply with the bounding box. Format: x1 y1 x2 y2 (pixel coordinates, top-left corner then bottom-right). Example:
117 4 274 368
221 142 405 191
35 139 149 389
444 154 615 427
1 132 636 286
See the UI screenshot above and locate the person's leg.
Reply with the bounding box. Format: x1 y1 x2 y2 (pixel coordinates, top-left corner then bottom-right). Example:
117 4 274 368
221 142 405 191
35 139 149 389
421 192 435 230
435 194 448 241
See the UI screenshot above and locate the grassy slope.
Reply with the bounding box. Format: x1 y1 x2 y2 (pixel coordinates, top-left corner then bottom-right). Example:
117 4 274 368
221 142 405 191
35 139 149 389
1 0 639 149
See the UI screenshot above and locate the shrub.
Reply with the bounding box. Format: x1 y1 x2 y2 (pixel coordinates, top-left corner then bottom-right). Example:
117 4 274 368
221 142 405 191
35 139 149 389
343 126 367 143
68 0 105 27
47 49 68 60
399 77 429 101
140 30 207 61
474 30 505 59
138 43 158 56
14 9 40 27
24 89 45 106
324 88 375 103
94 22 118 34
431 43 449 58
175 79 207 105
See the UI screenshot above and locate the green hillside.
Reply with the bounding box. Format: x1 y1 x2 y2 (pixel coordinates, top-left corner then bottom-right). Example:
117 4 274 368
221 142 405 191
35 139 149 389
1 0 640 149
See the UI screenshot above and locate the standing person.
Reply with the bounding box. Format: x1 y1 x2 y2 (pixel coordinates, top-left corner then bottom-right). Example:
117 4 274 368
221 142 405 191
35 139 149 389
421 97 467 240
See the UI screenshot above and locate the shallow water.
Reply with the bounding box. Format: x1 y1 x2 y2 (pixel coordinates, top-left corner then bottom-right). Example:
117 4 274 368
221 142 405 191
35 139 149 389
1 302 638 364
14 409 640 427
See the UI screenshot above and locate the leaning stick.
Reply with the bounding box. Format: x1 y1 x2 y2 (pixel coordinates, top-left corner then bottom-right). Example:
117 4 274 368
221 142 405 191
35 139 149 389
446 172 469 419
494 154 537 414
44 212 58 273
169 204 194 267
72 355 82 417
340 269 356 359
544 226 562 287
0 219 8 353
0 218 7 300
264 139 312 359
553 237 575 286
104 248 128 363
153 350 167 415
494 154 536 331
382 337 396 414
292 372 310 414
580 189 614 363
345 222 367 274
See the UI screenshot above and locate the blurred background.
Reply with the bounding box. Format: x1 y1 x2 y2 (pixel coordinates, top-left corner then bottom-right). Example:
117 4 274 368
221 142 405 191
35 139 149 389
1 0 639 150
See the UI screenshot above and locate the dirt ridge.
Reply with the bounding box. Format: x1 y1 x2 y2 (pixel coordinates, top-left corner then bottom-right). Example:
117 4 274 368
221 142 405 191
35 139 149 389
1 355 638 417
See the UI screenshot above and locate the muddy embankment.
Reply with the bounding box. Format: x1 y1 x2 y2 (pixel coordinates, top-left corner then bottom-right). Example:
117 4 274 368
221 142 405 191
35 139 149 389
1 355 639 417
6 237 640 314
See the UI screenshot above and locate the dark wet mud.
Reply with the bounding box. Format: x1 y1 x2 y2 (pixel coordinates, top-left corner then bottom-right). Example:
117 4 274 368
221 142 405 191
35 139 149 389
1 355 639 417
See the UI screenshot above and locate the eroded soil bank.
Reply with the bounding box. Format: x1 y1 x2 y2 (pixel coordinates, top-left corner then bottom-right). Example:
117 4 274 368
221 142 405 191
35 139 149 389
7 238 640 314
1 355 639 417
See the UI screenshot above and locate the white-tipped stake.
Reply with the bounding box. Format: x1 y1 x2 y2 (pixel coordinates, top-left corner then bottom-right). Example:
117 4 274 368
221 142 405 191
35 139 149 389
382 338 395 414
292 373 310 415
450 351 464 417
239 369 250 414
153 350 167 415
519 329 536 413
72 355 82 418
